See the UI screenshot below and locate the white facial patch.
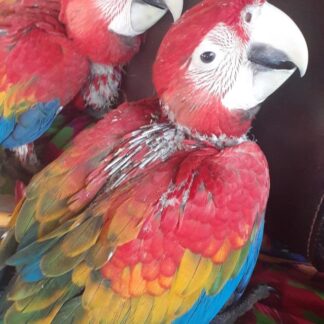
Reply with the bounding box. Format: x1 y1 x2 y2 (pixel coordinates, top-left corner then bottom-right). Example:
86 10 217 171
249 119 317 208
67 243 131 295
186 1 307 112
95 0 125 20
222 1 306 111
186 25 244 104
222 63 294 110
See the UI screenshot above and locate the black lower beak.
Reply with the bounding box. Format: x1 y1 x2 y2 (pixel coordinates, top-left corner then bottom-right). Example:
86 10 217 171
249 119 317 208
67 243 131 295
142 0 167 10
248 43 297 71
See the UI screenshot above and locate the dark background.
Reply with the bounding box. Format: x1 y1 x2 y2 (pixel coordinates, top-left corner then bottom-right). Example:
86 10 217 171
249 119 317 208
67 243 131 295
124 1 324 266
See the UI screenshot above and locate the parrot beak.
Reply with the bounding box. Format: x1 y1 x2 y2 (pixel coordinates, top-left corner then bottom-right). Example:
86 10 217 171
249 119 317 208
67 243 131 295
222 2 308 111
248 2 308 77
142 0 183 21
129 0 183 36
109 0 183 37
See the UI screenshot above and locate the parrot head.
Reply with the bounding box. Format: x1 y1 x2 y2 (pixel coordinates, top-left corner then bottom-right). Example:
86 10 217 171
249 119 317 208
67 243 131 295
154 0 308 138
61 0 183 64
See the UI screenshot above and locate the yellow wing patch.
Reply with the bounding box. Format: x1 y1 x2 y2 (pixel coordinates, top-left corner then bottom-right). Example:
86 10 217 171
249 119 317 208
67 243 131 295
0 72 37 118
80 242 250 323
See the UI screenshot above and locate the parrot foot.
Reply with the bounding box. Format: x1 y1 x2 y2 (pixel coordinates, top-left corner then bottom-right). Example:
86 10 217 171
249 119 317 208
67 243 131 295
212 284 277 324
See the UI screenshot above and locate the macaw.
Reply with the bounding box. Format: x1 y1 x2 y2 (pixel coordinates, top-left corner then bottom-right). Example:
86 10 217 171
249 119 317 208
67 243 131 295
0 0 182 151
0 0 308 323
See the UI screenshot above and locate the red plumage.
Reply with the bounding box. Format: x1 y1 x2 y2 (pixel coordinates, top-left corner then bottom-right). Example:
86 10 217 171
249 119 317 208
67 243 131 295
60 0 141 65
154 0 263 96
0 0 89 107
0 0 308 322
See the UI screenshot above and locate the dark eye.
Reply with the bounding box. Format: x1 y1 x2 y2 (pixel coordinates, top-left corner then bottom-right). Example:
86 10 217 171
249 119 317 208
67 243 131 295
200 51 216 64
245 12 252 23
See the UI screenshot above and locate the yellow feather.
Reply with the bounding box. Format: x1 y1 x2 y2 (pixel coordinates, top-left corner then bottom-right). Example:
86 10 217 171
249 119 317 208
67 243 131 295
165 292 183 320
147 292 169 323
212 239 231 263
159 274 173 289
146 278 165 296
106 199 150 245
114 299 131 323
218 249 242 290
172 250 213 296
131 295 153 323
82 275 112 310
72 262 92 287
175 289 202 320
100 293 127 323
129 263 146 297
119 266 131 298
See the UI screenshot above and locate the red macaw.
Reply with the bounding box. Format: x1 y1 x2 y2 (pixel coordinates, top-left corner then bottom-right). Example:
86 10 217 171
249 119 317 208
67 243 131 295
0 0 308 323
0 0 182 150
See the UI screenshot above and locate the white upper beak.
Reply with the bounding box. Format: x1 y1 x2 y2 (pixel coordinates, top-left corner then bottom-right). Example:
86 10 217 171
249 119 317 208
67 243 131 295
249 2 308 77
222 2 309 111
109 0 184 37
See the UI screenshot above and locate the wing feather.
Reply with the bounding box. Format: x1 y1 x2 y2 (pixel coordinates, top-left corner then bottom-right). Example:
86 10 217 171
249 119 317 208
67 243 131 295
0 1 88 147
2 128 269 323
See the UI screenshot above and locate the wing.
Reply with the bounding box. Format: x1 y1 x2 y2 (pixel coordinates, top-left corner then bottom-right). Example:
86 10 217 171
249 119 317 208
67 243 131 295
1 138 269 323
2 98 160 245
0 3 89 147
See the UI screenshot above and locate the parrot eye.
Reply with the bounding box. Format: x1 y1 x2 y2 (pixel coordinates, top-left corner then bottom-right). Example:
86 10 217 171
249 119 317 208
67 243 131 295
245 12 252 23
200 51 216 63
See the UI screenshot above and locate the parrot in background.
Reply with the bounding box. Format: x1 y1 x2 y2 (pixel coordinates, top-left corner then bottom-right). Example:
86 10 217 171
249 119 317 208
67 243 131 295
0 0 183 163
0 0 308 323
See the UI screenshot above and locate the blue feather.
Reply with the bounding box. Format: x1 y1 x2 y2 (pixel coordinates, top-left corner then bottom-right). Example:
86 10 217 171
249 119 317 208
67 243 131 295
0 117 15 143
174 219 265 324
6 238 59 267
19 258 44 282
1 99 61 149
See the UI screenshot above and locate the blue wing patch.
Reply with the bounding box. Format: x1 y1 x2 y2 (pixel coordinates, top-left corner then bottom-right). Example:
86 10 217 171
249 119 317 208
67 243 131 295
0 116 15 143
174 219 265 324
0 99 61 149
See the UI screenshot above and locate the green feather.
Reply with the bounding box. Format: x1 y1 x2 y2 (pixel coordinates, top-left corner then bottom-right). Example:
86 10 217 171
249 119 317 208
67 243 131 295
38 213 88 242
85 243 113 270
59 216 103 257
15 198 37 242
4 281 82 324
14 273 71 312
6 238 59 267
8 276 45 301
52 297 85 324
40 250 85 277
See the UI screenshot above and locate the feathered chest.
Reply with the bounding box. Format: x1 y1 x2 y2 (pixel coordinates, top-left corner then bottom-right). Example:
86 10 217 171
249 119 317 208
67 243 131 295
99 123 188 191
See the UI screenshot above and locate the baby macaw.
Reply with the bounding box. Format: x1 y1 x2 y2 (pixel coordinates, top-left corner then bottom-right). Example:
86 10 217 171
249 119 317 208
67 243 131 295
0 0 308 323
0 0 182 150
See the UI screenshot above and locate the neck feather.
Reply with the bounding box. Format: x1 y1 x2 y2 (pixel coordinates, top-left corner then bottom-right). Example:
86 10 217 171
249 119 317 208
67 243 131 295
161 93 253 139
60 0 139 64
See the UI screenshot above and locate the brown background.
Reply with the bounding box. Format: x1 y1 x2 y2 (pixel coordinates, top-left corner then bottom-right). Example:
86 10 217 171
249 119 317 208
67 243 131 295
124 1 324 264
